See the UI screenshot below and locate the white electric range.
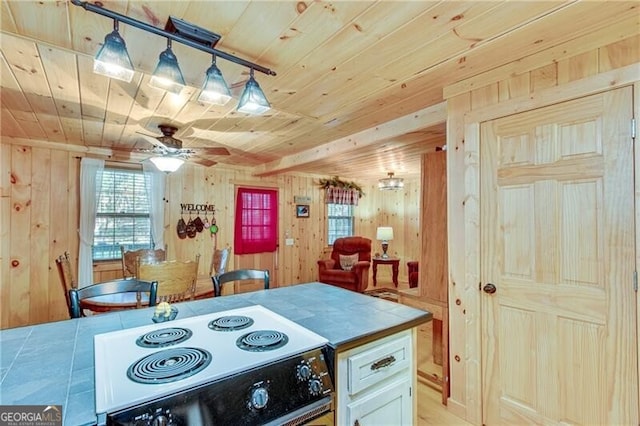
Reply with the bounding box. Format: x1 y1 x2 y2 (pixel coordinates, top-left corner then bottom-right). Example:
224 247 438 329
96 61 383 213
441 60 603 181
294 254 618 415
94 305 333 425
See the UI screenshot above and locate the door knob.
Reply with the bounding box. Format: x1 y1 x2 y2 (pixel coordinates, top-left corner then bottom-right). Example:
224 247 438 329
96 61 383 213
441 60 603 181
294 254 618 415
483 283 497 294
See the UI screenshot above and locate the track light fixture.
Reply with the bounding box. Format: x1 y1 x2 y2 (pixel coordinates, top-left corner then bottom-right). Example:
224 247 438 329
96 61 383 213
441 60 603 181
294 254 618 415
71 0 276 114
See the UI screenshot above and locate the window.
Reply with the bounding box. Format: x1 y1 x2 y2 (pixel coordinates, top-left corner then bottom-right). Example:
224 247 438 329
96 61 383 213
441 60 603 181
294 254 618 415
93 168 152 260
234 188 278 254
327 203 354 245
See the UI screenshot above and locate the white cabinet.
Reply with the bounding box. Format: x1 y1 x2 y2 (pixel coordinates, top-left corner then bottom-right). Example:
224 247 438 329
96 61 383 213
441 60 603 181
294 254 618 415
336 329 415 426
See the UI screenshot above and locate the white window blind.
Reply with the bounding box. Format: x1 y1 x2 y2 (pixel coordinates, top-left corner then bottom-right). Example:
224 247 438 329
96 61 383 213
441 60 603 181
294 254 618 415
93 168 152 260
327 203 354 245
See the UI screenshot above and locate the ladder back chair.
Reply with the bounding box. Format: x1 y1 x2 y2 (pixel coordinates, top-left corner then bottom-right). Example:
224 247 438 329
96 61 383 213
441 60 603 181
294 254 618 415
210 247 232 278
213 269 270 297
68 279 158 319
120 246 167 279
138 254 200 303
55 251 77 310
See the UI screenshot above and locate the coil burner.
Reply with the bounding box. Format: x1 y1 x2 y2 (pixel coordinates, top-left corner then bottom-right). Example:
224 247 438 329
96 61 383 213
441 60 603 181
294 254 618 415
135 327 192 348
127 347 212 384
236 330 289 352
208 315 254 332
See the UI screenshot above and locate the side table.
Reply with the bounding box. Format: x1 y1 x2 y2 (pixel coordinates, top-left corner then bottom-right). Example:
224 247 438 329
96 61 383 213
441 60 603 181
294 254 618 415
372 257 400 287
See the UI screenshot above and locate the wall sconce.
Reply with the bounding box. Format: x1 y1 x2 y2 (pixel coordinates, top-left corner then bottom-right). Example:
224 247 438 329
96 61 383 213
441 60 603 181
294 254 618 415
72 0 276 114
376 226 394 258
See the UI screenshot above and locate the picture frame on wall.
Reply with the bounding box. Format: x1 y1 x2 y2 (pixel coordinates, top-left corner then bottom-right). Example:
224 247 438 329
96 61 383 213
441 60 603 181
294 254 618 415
296 205 310 218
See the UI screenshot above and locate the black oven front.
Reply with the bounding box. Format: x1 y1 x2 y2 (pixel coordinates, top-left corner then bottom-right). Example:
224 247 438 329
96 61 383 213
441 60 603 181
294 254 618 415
104 347 333 426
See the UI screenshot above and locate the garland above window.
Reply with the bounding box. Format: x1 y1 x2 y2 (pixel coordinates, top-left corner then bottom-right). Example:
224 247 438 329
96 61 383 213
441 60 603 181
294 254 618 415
318 176 364 206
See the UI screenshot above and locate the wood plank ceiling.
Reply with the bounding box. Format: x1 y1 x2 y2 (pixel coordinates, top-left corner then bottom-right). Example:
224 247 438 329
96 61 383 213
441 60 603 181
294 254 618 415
1 1 637 180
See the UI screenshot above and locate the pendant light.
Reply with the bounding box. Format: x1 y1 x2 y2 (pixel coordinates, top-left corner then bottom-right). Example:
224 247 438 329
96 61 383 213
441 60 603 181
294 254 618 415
198 55 232 106
237 69 271 115
93 20 135 83
149 39 185 95
378 172 404 191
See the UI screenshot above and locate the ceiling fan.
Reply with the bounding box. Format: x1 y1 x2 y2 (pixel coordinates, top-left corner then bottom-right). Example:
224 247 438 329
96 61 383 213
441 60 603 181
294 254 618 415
135 124 231 169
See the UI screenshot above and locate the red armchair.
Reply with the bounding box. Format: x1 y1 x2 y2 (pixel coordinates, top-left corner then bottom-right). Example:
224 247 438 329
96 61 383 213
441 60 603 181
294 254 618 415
318 237 371 293
408 261 419 288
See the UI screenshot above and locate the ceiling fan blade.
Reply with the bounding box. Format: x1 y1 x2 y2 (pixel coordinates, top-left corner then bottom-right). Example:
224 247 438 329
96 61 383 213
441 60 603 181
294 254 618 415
193 147 231 156
135 131 164 148
191 157 217 167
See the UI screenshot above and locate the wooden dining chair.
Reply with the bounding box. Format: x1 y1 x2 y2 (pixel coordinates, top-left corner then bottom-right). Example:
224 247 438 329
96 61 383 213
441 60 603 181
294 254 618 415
68 279 158 319
120 246 167 278
212 269 270 297
55 251 77 310
138 255 200 303
210 247 231 277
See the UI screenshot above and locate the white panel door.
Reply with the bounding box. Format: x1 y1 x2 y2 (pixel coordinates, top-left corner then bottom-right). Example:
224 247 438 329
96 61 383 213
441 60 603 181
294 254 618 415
481 87 638 425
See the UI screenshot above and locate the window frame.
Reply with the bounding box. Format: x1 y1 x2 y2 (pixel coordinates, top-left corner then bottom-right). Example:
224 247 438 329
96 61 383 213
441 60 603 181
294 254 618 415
92 165 153 261
326 203 355 245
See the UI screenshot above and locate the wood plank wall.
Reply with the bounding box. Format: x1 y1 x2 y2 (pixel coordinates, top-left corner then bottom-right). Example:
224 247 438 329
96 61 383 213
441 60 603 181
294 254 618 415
0 148 422 329
444 34 639 423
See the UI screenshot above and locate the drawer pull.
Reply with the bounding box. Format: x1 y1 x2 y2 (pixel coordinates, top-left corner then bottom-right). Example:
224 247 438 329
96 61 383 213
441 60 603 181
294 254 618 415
370 355 396 371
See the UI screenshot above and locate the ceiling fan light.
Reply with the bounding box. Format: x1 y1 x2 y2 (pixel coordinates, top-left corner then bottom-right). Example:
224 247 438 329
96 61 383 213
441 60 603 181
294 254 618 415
93 28 135 83
378 172 404 191
149 44 185 95
237 74 270 115
150 156 184 173
198 60 232 106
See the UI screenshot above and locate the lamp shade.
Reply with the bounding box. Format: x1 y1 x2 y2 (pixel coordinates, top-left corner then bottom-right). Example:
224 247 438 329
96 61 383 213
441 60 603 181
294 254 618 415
237 74 270 115
93 29 135 83
149 45 186 95
150 156 184 173
198 58 232 105
378 172 404 191
376 226 394 241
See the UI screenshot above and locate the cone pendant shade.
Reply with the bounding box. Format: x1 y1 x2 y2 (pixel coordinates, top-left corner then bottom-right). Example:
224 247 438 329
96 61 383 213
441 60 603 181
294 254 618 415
149 42 186 95
198 58 232 106
237 71 270 115
93 27 135 83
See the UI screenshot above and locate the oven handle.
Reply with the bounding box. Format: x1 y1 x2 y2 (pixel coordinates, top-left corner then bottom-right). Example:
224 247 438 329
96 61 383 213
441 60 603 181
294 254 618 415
263 396 332 426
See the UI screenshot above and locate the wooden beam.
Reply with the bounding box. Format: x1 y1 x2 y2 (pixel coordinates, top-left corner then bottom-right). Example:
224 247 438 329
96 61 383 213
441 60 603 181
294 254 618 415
253 102 447 177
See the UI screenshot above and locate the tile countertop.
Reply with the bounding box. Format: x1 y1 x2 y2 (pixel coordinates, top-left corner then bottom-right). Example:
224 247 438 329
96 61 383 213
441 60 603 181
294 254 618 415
0 282 431 426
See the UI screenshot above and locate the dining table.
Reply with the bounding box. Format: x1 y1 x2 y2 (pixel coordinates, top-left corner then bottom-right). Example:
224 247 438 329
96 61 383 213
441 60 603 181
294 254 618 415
80 279 214 313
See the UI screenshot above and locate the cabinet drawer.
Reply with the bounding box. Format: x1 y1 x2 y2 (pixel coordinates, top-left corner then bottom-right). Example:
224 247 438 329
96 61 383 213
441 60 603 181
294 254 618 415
348 333 411 395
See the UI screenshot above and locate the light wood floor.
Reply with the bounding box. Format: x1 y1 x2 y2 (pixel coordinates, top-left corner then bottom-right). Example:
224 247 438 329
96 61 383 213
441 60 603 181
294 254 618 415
417 381 472 425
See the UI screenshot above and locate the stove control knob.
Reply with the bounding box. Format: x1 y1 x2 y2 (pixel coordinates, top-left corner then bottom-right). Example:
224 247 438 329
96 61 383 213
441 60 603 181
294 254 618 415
296 362 312 381
151 414 169 426
309 378 323 396
251 387 269 409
